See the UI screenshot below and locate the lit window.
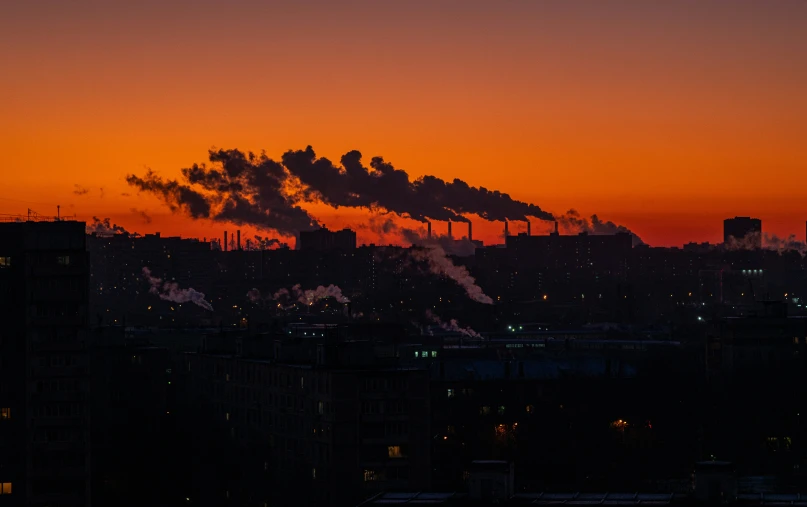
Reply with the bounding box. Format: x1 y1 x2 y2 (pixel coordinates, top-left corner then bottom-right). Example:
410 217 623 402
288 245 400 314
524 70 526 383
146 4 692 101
447 389 455 398
526 404 534 414
363 470 376 482
57 256 70 265
498 406 506 415
387 445 404 458
414 351 419 358
225 412 230 421
312 468 316 479
0 482 11 495
317 401 324 415
480 406 491 415
0 257 10 268
431 351 437 358
0 408 10 420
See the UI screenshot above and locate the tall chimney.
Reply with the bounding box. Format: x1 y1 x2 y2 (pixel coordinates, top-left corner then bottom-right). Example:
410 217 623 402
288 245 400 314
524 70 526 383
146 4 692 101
237 230 241 251
448 220 452 238
526 220 531 236
468 221 473 241
224 231 228 251
554 221 559 234
427 221 432 239
504 219 509 237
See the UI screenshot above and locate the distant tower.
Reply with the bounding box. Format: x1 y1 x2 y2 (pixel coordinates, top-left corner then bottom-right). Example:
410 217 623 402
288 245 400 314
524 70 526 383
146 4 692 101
448 220 452 238
468 221 473 241
427 221 432 239
526 220 531 236
723 217 761 248
224 231 228 252
504 219 509 237
237 230 241 251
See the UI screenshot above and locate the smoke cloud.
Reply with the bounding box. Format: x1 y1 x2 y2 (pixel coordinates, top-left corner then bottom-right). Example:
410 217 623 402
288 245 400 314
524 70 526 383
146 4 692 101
725 232 806 256
130 208 152 224
410 245 494 304
426 310 482 338
556 209 643 246
360 216 478 256
73 185 89 196
142 267 214 311
246 284 350 306
127 146 555 237
282 146 554 223
86 217 128 235
251 235 281 250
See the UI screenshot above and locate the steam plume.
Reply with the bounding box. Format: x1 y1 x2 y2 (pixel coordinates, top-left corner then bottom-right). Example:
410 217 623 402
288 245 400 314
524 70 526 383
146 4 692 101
426 310 482 338
73 185 89 196
725 232 806 256
142 267 214 311
411 245 493 304
127 146 554 236
246 284 350 306
86 217 128 235
556 209 643 246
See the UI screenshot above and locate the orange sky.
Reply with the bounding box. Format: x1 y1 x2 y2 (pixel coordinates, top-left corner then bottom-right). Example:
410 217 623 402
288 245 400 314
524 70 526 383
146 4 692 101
2 1 806 246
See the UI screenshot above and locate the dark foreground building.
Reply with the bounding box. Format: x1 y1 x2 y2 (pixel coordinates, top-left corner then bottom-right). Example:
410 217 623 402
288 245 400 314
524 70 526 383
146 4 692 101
0 220 91 506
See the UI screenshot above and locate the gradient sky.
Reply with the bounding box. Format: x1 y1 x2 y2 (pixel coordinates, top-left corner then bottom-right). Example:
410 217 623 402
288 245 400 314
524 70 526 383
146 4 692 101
2 0 806 246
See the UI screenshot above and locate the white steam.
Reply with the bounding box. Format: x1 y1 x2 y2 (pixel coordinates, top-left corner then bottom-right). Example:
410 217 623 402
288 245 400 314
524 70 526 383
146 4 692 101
142 267 214 311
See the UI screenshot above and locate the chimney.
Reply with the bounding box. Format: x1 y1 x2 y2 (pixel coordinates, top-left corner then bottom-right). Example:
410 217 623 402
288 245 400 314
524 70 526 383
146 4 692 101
448 220 452 238
224 231 228 251
246 239 251 251
237 230 241 251
468 221 473 242
427 221 432 239
554 221 559 234
504 219 509 237
526 220 531 236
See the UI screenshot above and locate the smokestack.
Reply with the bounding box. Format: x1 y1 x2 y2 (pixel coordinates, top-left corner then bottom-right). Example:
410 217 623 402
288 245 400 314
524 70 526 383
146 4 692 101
504 219 509 237
448 220 452 238
237 230 241 251
526 220 531 236
468 221 473 241
554 221 559 234
224 231 228 251
57 205 60 221
427 221 432 239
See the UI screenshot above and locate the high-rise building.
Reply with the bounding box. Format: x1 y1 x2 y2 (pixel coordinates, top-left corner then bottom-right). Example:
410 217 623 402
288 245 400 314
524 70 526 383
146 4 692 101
0 220 91 506
723 217 762 248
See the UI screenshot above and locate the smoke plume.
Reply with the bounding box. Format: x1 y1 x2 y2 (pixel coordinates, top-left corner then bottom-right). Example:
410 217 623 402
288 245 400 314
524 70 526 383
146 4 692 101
142 267 214 311
130 208 152 224
73 185 89 196
426 310 482 338
411 245 494 304
282 146 554 223
251 235 281 250
556 209 643 246
246 284 350 306
127 146 555 237
725 232 807 256
86 217 128 235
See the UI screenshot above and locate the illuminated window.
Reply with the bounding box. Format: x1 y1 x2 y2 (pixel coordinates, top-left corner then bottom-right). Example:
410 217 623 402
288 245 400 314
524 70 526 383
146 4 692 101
525 404 534 414
480 406 491 416
447 389 455 398
414 351 419 358
57 256 70 266
0 483 11 495
312 468 316 479
363 470 376 482
0 408 10 420
0 257 10 268
387 445 404 458
317 401 324 415
431 351 437 358
498 406 506 415
225 412 230 421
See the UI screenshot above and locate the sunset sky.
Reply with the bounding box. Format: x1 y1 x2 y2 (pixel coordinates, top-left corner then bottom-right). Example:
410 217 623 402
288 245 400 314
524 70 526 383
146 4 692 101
2 0 805 246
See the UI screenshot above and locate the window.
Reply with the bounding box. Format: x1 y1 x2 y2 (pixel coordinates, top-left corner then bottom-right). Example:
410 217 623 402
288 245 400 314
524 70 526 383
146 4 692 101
57 256 70 266
447 389 455 398
312 468 316 479
0 408 10 420
498 406 506 415
0 482 11 495
526 404 535 414
387 445 404 458
414 351 419 358
363 470 376 482
431 351 437 358
480 406 491 415
0 257 10 268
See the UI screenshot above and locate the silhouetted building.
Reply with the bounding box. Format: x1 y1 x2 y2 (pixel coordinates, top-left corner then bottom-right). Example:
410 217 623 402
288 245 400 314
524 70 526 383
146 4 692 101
298 228 357 252
724 217 762 248
0 220 91 506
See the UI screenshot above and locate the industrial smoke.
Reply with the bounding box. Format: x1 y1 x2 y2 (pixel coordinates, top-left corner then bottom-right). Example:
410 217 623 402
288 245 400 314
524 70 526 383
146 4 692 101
142 267 214 311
